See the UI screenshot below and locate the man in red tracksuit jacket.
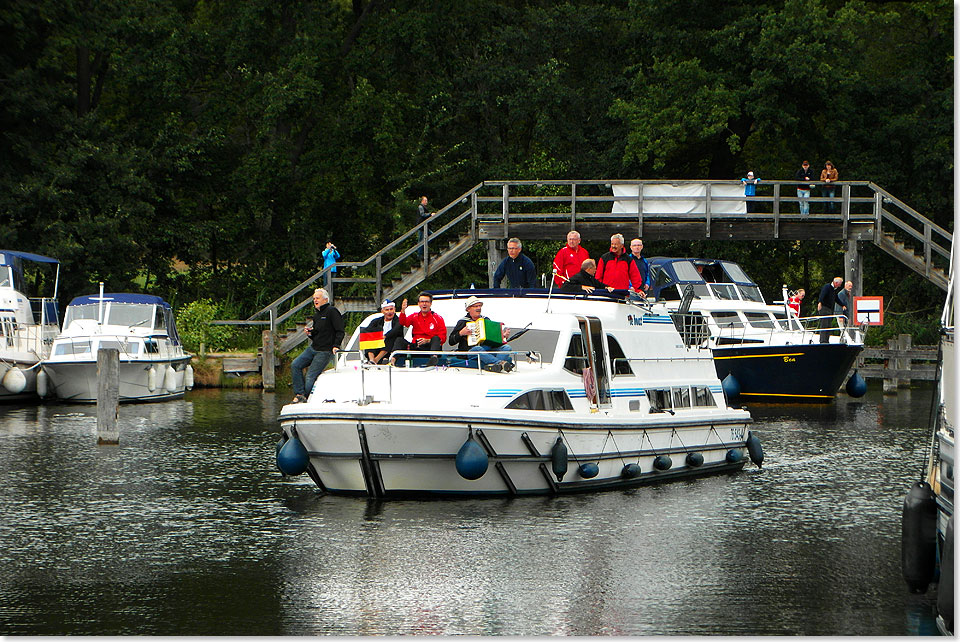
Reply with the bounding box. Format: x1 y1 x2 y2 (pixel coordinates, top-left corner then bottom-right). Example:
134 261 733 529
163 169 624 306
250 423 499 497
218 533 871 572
595 233 642 292
398 292 446 366
552 230 590 287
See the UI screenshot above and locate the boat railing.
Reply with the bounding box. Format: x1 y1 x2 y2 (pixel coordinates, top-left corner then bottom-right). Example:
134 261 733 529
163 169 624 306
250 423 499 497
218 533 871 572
713 314 863 346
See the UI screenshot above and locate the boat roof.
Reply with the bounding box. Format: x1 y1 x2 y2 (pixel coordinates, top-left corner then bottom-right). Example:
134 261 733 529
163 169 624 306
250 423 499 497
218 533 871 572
647 258 757 286
424 287 633 302
0 250 60 265
68 293 172 308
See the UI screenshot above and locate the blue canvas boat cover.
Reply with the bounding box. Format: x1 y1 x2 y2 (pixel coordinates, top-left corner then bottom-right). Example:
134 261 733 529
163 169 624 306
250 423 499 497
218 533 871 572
68 293 172 308
0 250 60 265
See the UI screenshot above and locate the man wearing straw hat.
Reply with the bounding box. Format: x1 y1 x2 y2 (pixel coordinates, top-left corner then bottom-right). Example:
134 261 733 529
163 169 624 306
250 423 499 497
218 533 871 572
447 296 515 372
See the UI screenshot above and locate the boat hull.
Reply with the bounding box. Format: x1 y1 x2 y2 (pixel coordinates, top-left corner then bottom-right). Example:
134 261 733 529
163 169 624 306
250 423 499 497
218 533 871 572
279 412 752 497
713 343 862 402
43 356 192 403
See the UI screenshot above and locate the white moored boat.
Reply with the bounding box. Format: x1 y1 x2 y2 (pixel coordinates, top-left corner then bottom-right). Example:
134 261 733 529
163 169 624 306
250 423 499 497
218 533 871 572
42 291 193 403
0 250 61 401
276 289 762 497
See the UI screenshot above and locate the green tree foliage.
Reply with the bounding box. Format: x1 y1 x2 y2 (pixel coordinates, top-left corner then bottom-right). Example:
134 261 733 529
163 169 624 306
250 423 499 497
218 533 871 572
0 0 951 326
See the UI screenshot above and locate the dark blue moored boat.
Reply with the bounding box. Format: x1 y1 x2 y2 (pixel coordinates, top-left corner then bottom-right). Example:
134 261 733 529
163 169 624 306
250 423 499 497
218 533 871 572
647 258 864 402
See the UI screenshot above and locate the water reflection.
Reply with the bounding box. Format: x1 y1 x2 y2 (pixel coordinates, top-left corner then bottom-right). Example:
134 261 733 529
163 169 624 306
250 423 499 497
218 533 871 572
0 385 942 635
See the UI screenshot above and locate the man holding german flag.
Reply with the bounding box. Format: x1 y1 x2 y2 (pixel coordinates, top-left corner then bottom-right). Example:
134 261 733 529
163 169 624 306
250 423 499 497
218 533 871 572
358 299 407 364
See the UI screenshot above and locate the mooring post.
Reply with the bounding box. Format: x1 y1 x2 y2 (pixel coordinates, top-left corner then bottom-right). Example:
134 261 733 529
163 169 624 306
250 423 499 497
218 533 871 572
261 330 276 391
883 337 897 393
97 347 120 445
897 333 912 388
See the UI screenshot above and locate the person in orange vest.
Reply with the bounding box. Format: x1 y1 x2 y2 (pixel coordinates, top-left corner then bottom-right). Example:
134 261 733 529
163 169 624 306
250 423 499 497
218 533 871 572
596 233 642 292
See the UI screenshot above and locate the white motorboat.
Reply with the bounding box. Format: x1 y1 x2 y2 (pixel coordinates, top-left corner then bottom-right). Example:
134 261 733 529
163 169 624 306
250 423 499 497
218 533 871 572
276 289 762 497
647 258 865 402
0 250 60 402
901 249 954 636
42 291 193 403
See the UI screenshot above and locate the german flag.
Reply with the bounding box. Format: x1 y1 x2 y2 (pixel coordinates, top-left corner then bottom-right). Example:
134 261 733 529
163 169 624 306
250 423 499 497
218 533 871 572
358 329 384 351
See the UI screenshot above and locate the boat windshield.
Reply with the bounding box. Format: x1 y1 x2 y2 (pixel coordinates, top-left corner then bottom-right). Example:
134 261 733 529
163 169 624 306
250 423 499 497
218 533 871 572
673 261 703 282
64 303 102 326
710 283 740 300
107 303 154 328
0 266 11 288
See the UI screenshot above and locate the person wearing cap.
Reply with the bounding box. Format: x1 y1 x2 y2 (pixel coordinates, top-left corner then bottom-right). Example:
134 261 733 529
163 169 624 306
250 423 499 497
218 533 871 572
447 296 514 372
740 171 760 213
397 292 446 366
794 160 815 216
360 299 407 365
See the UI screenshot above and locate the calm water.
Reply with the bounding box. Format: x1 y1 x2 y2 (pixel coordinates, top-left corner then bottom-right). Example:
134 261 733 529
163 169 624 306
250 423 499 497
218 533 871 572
0 384 942 635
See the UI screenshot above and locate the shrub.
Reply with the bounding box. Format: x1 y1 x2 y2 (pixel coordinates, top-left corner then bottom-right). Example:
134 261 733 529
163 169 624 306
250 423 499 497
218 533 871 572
176 299 235 353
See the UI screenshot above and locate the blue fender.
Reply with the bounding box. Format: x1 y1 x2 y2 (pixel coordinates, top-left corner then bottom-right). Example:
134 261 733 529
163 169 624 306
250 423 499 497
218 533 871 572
455 436 489 480
277 436 309 476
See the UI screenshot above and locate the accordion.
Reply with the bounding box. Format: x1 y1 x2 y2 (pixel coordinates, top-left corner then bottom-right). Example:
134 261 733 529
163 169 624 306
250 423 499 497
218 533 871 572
466 318 503 347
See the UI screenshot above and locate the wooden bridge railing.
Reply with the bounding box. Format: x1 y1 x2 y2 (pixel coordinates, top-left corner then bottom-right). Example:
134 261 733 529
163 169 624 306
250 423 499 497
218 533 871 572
213 179 951 363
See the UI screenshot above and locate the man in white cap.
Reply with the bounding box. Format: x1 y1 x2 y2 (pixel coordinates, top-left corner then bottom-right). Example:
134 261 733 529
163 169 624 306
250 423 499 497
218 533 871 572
446 296 514 372
360 299 407 364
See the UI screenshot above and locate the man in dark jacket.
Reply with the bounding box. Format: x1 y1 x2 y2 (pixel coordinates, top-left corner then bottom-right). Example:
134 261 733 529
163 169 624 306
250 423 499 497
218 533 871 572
493 238 537 288
291 287 345 403
795 160 815 216
561 259 615 294
817 277 843 343
446 296 514 372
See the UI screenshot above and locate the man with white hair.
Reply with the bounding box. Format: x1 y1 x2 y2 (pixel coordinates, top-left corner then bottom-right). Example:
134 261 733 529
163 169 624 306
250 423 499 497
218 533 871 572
291 287 344 403
595 233 642 292
552 230 590 288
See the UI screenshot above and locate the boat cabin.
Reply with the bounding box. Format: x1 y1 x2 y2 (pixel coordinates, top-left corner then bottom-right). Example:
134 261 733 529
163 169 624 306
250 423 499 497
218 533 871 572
53 294 183 358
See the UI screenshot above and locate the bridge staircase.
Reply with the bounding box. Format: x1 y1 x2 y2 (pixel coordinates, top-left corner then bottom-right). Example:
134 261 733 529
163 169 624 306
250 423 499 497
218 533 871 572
219 179 951 361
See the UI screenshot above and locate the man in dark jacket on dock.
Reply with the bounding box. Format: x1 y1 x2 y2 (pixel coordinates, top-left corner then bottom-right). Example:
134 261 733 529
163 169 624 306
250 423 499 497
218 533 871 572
817 277 843 344
291 287 345 403
561 259 615 294
493 238 537 288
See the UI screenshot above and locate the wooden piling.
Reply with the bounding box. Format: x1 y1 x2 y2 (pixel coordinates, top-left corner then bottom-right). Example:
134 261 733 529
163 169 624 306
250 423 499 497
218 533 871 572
261 330 276 391
97 347 120 445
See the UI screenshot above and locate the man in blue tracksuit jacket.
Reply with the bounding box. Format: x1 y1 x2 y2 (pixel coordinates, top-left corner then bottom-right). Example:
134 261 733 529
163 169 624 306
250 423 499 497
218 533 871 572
493 237 537 288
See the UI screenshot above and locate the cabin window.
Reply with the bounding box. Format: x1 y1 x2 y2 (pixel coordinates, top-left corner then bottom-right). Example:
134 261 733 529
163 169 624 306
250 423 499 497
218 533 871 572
711 312 744 329
738 285 764 303
721 262 752 283
606 335 634 376
710 284 739 300
745 312 776 329
144 338 160 354
505 389 574 411
673 261 702 281
54 340 91 356
694 386 716 407
563 334 587 375
673 387 691 408
647 388 672 412
154 306 165 332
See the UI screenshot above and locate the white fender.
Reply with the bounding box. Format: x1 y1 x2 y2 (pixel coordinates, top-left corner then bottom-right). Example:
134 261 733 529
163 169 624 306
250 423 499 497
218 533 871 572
36 369 48 398
147 366 157 392
3 366 26 394
184 364 194 390
163 365 177 393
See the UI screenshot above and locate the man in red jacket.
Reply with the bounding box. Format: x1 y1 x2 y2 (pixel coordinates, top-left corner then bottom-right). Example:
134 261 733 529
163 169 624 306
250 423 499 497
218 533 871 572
552 230 590 288
398 292 446 366
596 233 642 292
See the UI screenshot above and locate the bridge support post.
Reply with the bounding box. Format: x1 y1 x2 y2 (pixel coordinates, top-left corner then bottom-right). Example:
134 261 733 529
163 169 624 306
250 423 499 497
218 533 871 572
262 330 275 391
845 240 862 297
487 240 503 288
